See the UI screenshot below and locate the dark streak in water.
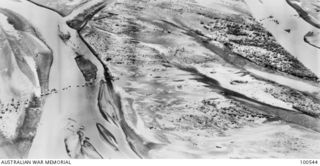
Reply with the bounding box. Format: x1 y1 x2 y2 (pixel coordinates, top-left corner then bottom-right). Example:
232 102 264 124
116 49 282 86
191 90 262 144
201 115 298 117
304 31 320 49
74 54 98 82
25 0 66 17
64 130 103 159
97 80 163 158
81 139 103 159
97 80 120 126
96 123 119 151
127 140 143 159
66 1 108 30
286 0 320 29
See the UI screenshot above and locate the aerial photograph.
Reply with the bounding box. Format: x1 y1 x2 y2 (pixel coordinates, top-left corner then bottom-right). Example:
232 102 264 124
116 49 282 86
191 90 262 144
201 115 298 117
0 0 320 160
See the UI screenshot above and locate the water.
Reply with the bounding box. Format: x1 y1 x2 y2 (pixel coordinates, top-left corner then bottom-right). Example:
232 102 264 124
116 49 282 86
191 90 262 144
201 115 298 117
0 0 129 158
246 0 320 77
1 0 320 158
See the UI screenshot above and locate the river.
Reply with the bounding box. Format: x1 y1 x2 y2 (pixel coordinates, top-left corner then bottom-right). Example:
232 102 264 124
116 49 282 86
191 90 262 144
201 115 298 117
0 0 140 158
1 0 320 158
